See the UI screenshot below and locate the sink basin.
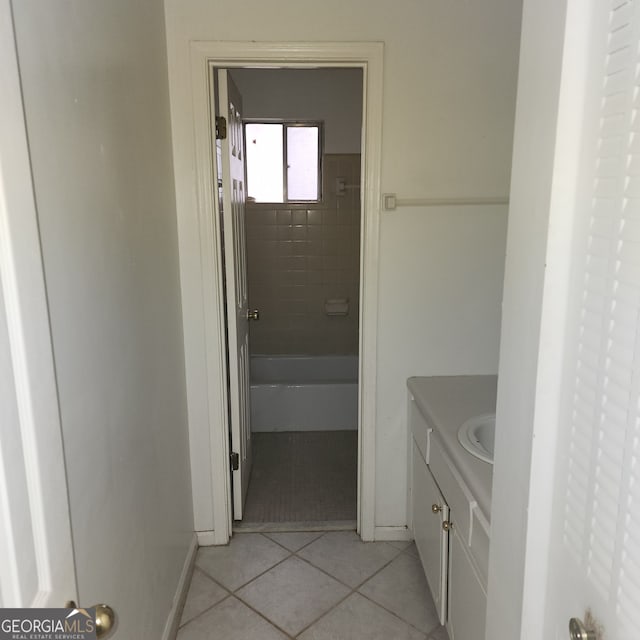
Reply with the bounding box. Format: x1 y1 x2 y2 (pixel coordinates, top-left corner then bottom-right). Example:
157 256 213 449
457 413 495 464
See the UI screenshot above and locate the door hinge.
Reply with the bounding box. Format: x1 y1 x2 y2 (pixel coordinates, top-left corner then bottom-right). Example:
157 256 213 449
230 451 239 471
216 116 227 140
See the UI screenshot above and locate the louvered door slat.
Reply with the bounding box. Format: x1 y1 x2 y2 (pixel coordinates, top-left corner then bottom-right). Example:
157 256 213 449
546 0 640 635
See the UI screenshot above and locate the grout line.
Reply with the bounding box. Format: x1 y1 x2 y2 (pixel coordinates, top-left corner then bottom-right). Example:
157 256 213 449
182 557 297 638
176 592 233 632
232 533 405 637
228 594 298 640
355 589 434 638
177 566 234 629
293 540 439 639
292 551 412 637
194 541 294 593
261 530 326 554
293 537 405 592
186 533 443 640
230 553 294 593
195 572 232 599
188 552 297 638
292 582 355 637
352 548 443 638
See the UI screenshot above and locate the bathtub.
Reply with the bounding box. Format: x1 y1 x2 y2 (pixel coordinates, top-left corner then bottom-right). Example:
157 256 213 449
250 355 358 431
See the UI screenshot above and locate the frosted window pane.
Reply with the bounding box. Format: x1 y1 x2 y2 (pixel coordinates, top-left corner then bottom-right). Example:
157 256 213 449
287 126 319 201
245 123 283 202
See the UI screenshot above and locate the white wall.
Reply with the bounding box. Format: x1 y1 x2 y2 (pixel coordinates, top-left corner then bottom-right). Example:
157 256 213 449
376 205 507 525
230 68 363 153
164 0 521 532
12 2 193 638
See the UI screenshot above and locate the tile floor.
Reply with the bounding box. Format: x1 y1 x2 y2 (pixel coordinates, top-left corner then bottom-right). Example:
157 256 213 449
177 531 450 640
243 432 357 523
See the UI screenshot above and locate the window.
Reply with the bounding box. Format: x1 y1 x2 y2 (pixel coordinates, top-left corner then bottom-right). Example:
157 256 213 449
245 122 322 203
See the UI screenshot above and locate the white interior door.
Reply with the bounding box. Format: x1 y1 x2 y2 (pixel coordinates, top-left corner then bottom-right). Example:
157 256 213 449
218 69 253 520
531 0 640 636
0 0 76 606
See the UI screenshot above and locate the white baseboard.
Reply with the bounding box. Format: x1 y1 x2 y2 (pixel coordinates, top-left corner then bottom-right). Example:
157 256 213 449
161 533 198 640
374 526 412 541
196 530 217 546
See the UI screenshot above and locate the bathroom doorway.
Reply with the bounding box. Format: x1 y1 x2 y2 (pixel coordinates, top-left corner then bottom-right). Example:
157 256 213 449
216 67 364 528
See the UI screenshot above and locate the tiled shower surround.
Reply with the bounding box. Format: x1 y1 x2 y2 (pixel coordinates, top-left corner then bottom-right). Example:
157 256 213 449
246 154 361 355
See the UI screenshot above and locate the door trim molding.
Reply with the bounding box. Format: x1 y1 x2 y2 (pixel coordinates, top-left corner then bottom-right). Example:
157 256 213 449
186 41 384 543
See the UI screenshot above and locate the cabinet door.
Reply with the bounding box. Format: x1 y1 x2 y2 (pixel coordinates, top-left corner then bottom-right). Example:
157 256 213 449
447 526 487 640
412 440 448 624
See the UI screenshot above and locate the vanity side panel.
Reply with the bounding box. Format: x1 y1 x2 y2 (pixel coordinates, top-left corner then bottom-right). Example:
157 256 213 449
448 527 487 640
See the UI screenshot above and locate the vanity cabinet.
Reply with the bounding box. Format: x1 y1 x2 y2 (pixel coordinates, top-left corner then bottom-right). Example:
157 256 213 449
411 440 448 623
408 383 493 640
448 526 487 640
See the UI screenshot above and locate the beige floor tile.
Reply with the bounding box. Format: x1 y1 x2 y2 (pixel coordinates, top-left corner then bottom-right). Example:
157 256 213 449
428 625 451 640
358 552 439 633
179 568 228 626
386 540 412 551
264 531 324 552
298 593 426 640
177 596 288 640
298 531 399 587
236 556 350 635
196 533 289 591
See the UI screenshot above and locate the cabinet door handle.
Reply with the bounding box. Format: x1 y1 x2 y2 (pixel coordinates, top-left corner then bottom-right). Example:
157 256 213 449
431 504 443 514
442 520 454 531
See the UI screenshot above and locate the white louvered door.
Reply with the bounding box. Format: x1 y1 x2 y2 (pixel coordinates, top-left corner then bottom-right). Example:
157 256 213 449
218 70 252 520
540 1 640 637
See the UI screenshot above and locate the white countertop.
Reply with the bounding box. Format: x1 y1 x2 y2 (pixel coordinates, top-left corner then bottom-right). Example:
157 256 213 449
407 375 497 519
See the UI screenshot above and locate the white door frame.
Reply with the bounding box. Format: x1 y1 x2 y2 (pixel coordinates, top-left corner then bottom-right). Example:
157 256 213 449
187 41 383 543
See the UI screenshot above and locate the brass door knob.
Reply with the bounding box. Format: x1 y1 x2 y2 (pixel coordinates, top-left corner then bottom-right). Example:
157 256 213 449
247 309 260 321
569 618 596 640
442 520 454 531
65 602 116 639
95 604 116 638
432 504 443 514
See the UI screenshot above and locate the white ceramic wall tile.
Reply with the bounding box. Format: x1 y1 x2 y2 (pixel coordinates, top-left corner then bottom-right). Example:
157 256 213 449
246 154 361 356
